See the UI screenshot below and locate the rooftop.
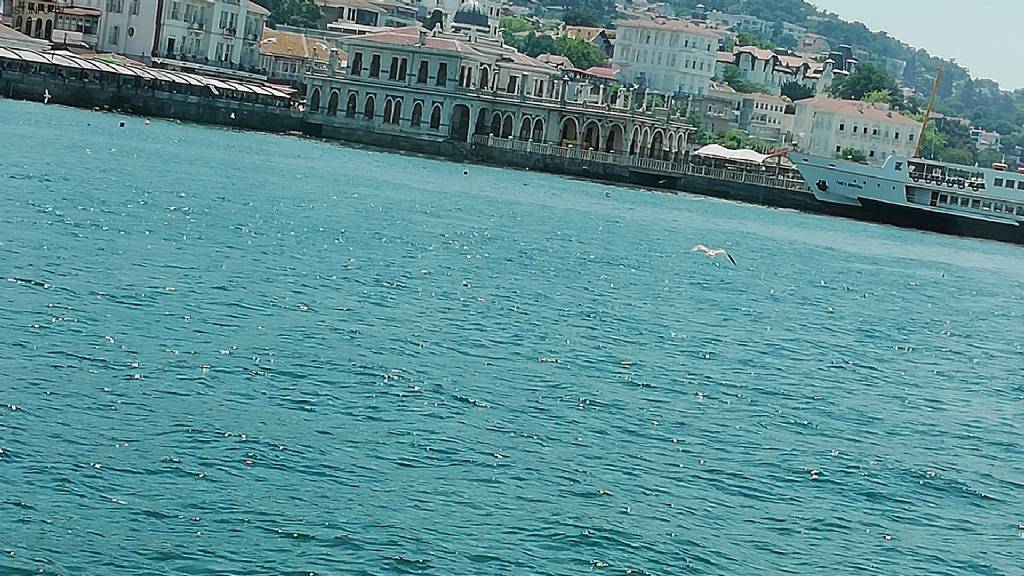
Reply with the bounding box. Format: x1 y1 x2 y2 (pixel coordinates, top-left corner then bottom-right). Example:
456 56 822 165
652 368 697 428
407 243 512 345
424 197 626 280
798 96 920 126
248 1 271 16
615 18 722 39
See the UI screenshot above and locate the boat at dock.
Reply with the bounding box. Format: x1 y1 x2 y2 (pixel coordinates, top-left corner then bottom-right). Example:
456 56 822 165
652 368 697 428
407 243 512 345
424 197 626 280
789 151 1024 244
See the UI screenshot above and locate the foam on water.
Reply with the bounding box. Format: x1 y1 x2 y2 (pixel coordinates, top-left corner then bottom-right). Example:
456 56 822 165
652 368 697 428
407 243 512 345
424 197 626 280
1 100 1023 575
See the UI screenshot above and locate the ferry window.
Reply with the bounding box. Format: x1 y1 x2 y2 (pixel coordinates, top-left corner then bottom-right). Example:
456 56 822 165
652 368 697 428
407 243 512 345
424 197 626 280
895 162 903 171
1018 181 1024 190
939 194 948 204
1017 206 1024 216
994 178 1003 187
994 204 1003 213
1006 180 1016 189
972 199 981 209
981 201 992 211
959 198 968 207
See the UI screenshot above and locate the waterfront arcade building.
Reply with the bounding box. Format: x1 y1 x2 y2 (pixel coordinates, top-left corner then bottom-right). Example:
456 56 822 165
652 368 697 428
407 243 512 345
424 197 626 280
10 0 57 40
304 26 693 158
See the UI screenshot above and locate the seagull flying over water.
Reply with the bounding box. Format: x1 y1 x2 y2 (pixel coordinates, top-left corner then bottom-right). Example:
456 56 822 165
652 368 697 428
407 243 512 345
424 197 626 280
690 244 737 266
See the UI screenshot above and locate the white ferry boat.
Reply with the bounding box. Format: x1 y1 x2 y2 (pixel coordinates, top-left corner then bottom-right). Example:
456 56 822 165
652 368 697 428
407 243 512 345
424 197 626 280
788 151 1024 244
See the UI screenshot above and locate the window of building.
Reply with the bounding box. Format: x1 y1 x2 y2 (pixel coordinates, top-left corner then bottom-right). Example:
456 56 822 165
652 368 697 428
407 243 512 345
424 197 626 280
170 1 181 19
838 123 845 131
869 150 875 158
350 52 363 76
130 0 139 15
108 24 120 45
429 104 442 129
436 62 448 87
853 126 858 133
369 54 380 78
872 128 878 136
894 131 900 140
388 56 399 80
835 145 841 153
416 60 428 84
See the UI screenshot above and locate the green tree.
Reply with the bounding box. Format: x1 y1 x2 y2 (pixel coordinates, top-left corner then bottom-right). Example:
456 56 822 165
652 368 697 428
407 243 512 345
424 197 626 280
837 147 868 162
555 37 607 68
830 62 898 102
722 63 770 94
781 81 814 101
500 16 533 35
735 31 773 49
562 8 599 27
254 0 323 29
862 89 892 104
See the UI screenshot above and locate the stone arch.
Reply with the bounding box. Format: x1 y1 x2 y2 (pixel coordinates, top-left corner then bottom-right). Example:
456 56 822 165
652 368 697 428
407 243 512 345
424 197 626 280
649 129 665 158
389 98 402 124
363 94 375 119
411 101 423 126
606 124 624 154
450 104 471 141
640 127 652 156
558 117 579 146
532 118 544 142
327 90 340 116
480 66 490 91
345 92 357 117
519 116 532 140
582 120 601 150
33 18 42 38
44 19 52 39
429 104 442 130
383 97 393 123
629 126 641 155
309 87 321 113
490 112 502 136
676 133 686 154
468 108 483 135
500 114 513 138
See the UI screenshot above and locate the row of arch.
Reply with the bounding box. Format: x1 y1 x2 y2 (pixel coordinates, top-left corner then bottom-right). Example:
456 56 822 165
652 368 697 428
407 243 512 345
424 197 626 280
310 86 688 154
313 87 443 130
13 16 53 40
488 112 545 142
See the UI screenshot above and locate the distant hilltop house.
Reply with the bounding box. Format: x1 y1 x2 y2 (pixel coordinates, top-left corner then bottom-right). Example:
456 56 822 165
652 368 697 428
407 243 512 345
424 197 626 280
318 0 419 36
970 128 1002 151
558 25 614 60
716 45 841 97
793 96 922 164
703 10 806 42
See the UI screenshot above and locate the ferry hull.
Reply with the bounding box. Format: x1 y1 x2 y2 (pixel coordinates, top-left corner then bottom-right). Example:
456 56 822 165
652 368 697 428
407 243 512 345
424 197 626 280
822 198 1024 244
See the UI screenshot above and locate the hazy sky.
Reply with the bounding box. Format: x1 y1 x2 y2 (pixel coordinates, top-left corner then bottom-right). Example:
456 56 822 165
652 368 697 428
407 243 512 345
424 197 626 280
808 0 1021 89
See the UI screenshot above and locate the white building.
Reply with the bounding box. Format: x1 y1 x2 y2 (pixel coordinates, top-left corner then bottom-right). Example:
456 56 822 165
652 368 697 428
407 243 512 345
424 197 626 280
96 0 158 60
740 92 793 145
156 0 269 71
705 11 806 42
419 0 499 38
612 18 722 96
793 96 922 163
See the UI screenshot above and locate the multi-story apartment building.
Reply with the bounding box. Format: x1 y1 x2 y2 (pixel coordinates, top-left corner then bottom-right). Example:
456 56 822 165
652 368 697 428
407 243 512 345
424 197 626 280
96 0 158 60
612 18 722 96
793 96 922 164
157 0 269 71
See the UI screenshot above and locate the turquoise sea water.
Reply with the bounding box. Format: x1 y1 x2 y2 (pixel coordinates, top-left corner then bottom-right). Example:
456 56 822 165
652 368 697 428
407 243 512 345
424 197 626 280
1 98 1023 575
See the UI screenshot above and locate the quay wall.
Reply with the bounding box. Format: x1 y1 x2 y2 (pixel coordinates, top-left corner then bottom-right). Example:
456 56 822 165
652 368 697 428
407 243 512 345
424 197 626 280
468 144 827 213
0 70 305 132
